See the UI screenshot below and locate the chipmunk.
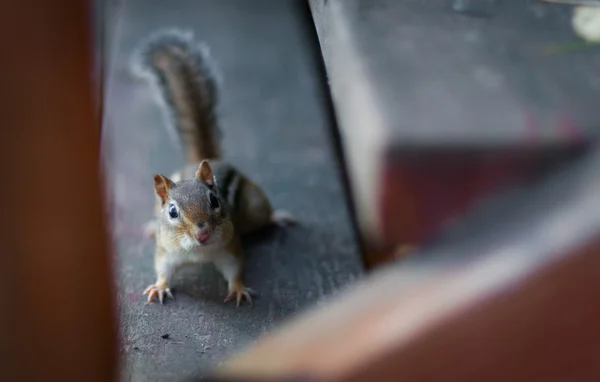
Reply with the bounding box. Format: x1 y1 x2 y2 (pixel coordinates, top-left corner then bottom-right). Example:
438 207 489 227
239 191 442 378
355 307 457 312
133 29 293 307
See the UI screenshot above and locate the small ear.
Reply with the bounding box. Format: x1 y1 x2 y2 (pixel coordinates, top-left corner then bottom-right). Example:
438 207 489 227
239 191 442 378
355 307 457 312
195 160 215 187
154 174 175 204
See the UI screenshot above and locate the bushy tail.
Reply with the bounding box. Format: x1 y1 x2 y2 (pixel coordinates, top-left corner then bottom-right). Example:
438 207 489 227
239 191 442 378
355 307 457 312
132 29 222 162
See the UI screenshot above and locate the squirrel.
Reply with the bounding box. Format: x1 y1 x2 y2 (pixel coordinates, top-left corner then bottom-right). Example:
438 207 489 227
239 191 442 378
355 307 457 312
133 29 294 307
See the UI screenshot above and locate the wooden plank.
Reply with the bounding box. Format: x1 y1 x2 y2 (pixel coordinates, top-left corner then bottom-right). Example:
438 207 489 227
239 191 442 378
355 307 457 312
217 146 600 380
101 0 363 379
0 1 117 381
335 239 600 382
309 0 599 251
220 240 600 381
379 146 583 249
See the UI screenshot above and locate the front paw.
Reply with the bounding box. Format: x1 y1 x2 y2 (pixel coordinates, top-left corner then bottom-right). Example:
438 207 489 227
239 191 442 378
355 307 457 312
143 282 174 304
224 284 255 307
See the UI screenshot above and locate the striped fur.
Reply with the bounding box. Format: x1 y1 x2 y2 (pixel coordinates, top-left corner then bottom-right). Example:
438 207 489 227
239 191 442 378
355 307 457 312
136 30 294 305
132 28 222 162
173 161 273 234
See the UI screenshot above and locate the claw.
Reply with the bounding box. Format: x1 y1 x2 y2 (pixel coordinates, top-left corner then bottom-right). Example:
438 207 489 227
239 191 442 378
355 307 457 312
143 283 174 304
146 289 158 303
224 287 254 307
243 291 253 306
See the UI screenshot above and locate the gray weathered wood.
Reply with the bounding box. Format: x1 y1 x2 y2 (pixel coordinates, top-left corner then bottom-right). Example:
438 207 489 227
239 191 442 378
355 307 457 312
309 0 600 248
100 1 363 380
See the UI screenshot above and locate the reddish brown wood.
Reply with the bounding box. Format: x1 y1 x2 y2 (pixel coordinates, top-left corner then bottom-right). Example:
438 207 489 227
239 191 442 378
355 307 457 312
0 1 117 381
379 148 580 247
336 239 600 382
219 238 600 381
364 245 417 269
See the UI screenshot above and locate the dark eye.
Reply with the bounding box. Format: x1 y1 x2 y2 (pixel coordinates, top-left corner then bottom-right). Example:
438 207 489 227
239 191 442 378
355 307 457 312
209 193 220 211
168 203 179 219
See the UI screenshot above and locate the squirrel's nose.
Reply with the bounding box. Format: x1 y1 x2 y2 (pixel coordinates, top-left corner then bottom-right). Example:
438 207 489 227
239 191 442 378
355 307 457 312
196 230 209 244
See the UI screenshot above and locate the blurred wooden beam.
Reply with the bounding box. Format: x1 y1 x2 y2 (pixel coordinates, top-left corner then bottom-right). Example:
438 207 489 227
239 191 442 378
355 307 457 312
218 238 600 381
0 2 117 382
336 239 600 382
218 146 600 381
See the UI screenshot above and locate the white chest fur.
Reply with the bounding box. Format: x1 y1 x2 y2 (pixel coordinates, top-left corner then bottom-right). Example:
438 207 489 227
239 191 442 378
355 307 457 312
157 243 228 279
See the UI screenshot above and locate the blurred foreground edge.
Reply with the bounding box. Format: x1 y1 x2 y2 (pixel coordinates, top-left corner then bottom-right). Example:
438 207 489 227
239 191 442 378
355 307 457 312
0 1 117 382
216 145 600 382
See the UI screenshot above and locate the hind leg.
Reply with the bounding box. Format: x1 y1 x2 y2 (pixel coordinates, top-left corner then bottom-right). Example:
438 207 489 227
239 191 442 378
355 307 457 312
235 178 294 235
270 209 296 227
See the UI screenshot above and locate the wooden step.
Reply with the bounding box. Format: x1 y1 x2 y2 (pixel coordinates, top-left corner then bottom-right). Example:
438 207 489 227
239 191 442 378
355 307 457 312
309 0 599 253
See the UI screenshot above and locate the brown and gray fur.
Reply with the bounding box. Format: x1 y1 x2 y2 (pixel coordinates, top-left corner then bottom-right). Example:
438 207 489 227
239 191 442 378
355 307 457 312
133 29 291 306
